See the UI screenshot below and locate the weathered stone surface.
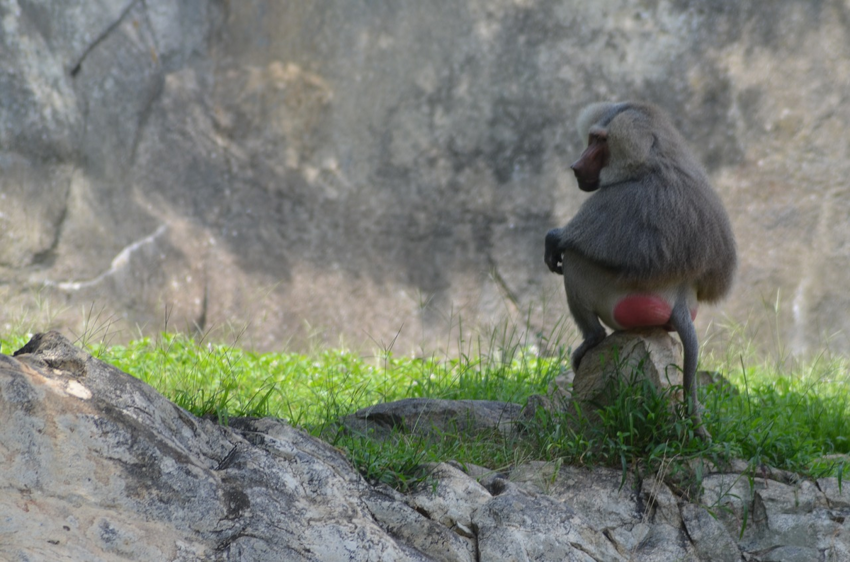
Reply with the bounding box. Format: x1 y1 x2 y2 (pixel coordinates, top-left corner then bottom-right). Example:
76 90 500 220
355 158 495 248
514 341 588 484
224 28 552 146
363 487 476 562
473 487 626 562
343 397 521 438
817 476 850 508
627 522 698 562
571 329 684 419
537 465 641 526
407 462 491 539
548 466 697 560
0 332 432 561
680 503 742 562
641 475 682 528
701 473 849 560
497 462 698 560
509 460 564 494
2 1 850 355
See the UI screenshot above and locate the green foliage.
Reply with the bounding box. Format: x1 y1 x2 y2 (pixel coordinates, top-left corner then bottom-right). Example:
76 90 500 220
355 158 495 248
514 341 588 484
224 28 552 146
334 427 524 493
520 367 715 488
4 322 850 492
76 331 563 427
70 328 564 490
0 333 32 355
522 356 850 485
708 358 850 478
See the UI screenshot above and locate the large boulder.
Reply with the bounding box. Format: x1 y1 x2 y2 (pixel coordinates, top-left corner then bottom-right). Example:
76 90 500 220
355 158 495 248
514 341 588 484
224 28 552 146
571 329 684 408
1 332 439 561
1 1 849 354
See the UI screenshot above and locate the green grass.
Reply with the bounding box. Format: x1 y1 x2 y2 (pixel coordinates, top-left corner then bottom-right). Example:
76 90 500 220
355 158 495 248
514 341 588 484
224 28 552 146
3 324 849 492
710 356 850 477
76 329 565 426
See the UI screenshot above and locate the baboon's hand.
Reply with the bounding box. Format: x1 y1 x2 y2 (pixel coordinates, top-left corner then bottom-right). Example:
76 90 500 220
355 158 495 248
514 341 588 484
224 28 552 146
544 229 564 275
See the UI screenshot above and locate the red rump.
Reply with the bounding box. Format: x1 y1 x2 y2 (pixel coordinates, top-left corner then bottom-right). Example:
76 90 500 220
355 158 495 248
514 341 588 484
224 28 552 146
613 294 697 331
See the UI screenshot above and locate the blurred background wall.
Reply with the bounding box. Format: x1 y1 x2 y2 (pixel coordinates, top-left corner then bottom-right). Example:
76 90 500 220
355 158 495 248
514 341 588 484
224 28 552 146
1 0 849 355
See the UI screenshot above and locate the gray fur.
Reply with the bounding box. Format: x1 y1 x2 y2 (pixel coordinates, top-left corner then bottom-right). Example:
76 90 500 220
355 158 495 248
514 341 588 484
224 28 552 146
555 102 736 302
545 101 737 440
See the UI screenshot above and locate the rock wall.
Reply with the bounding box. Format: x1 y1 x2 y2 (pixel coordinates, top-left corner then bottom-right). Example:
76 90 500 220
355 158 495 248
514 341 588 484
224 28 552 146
2 0 850 354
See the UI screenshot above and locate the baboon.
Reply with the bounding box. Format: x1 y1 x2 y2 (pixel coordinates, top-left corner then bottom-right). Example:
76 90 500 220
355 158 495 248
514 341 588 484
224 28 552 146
544 101 737 438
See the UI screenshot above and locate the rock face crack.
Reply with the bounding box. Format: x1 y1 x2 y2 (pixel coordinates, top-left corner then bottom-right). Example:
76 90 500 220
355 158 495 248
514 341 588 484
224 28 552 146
214 531 264 554
69 0 141 76
215 445 239 471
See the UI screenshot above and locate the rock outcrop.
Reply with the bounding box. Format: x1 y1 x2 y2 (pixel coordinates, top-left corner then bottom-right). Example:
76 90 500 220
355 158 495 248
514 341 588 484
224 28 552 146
2 332 849 561
2 332 434 561
570 329 685 408
2 1 850 354
344 398 522 440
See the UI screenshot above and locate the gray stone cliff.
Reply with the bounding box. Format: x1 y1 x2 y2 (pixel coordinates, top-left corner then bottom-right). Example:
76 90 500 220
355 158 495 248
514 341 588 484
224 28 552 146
2 1 849 353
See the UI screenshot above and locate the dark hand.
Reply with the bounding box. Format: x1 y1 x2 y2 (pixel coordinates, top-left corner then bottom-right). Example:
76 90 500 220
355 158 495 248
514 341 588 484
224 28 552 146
544 229 564 275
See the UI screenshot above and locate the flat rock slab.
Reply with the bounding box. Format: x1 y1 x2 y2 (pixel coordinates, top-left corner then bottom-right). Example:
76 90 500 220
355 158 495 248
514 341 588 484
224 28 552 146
343 397 522 439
